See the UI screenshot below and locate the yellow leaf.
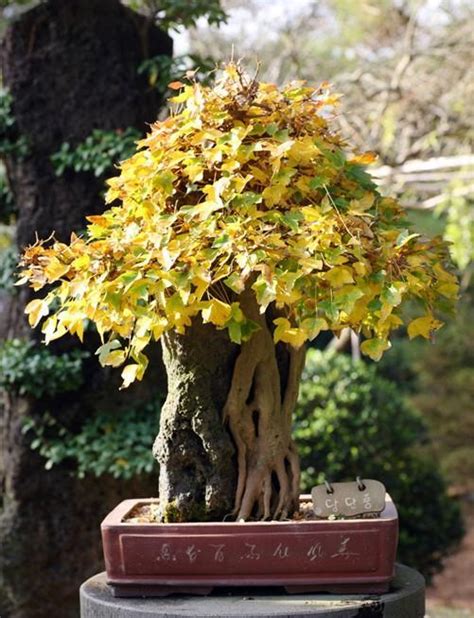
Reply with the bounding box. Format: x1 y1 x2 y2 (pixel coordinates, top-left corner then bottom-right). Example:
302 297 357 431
273 317 307 348
437 283 458 299
132 334 151 354
349 151 377 165
121 364 140 389
25 299 49 327
433 262 458 284
379 314 403 331
151 318 168 340
86 215 109 225
44 258 70 282
168 87 192 103
262 184 288 207
301 206 321 222
201 299 232 327
102 350 127 367
288 137 320 164
41 315 68 343
72 254 91 269
350 193 375 213
353 261 368 276
272 140 295 158
182 200 223 220
68 317 85 342
301 317 328 340
360 338 391 361
323 267 354 288
407 315 442 340
248 165 268 184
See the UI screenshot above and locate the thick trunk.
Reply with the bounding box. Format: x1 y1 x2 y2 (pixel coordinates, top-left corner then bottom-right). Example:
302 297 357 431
154 319 239 522
154 292 306 523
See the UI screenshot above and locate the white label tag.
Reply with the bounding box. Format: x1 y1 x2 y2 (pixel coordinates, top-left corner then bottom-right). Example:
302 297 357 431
311 479 386 518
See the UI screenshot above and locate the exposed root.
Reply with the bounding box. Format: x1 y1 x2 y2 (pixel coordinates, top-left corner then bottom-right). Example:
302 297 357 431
223 288 306 521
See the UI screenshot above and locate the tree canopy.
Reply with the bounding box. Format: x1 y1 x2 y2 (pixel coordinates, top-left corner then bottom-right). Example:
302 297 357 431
18 64 458 387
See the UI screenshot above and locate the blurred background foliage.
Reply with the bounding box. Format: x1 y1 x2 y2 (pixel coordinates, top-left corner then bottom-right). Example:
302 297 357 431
0 0 472 584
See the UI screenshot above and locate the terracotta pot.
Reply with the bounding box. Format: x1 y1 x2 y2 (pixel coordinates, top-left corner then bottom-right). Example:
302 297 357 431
101 494 398 597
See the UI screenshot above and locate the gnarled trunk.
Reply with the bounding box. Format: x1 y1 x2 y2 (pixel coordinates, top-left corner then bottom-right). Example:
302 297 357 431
154 291 305 522
223 290 306 521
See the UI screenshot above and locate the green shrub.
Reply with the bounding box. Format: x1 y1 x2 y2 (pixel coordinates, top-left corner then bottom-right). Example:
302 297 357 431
375 336 420 394
0 244 17 291
22 401 160 479
294 349 464 580
0 88 29 159
410 291 474 487
0 338 89 397
376 288 474 488
0 165 16 224
51 127 142 177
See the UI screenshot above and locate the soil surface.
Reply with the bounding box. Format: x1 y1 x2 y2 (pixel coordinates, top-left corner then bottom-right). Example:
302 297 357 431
124 500 318 522
426 499 474 613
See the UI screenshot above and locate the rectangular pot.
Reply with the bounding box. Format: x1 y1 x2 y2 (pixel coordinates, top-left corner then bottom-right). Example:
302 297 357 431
101 495 398 597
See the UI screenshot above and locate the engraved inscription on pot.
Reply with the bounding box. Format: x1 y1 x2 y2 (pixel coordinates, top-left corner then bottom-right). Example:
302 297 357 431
331 537 360 560
240 543 261 560
185 544 201 563
307 542 325 561
210 543 226 562
120 530 380 575
273 543 290 559
153 536 361 564
155 543 177 562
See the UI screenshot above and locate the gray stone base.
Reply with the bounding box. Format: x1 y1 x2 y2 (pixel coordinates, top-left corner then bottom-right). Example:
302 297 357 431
80 563 425 617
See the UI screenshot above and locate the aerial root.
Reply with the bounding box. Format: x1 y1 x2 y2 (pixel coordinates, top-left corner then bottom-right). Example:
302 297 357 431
222 289 306 521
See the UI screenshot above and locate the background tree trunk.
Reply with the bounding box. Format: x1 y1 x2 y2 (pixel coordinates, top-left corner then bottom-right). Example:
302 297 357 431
154 319 238 522
0 2 171 616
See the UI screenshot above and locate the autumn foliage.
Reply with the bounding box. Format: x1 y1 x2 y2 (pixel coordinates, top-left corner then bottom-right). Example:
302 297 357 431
19 64 457 387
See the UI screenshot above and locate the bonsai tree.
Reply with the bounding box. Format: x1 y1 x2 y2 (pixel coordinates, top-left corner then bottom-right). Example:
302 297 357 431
17 64 457 522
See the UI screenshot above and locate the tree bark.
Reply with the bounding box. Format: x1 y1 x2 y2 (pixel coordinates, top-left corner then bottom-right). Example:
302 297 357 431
0 2 171 617
154 319 239 522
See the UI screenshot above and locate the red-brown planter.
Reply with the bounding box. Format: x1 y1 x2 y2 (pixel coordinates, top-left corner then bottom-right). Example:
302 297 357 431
101 495 398 597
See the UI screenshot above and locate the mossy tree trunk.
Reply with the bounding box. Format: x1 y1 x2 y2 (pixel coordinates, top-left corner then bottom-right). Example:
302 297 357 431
153 320 239 522
154 290 305 522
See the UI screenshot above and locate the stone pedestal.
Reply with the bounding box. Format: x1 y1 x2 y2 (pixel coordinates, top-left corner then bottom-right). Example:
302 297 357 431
80 563 425 617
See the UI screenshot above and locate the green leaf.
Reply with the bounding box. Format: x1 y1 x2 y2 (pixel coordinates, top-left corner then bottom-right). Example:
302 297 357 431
96 340 121 365
309 176 327 190
360 338 390 361
319 300 339 321
396 230 420 248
